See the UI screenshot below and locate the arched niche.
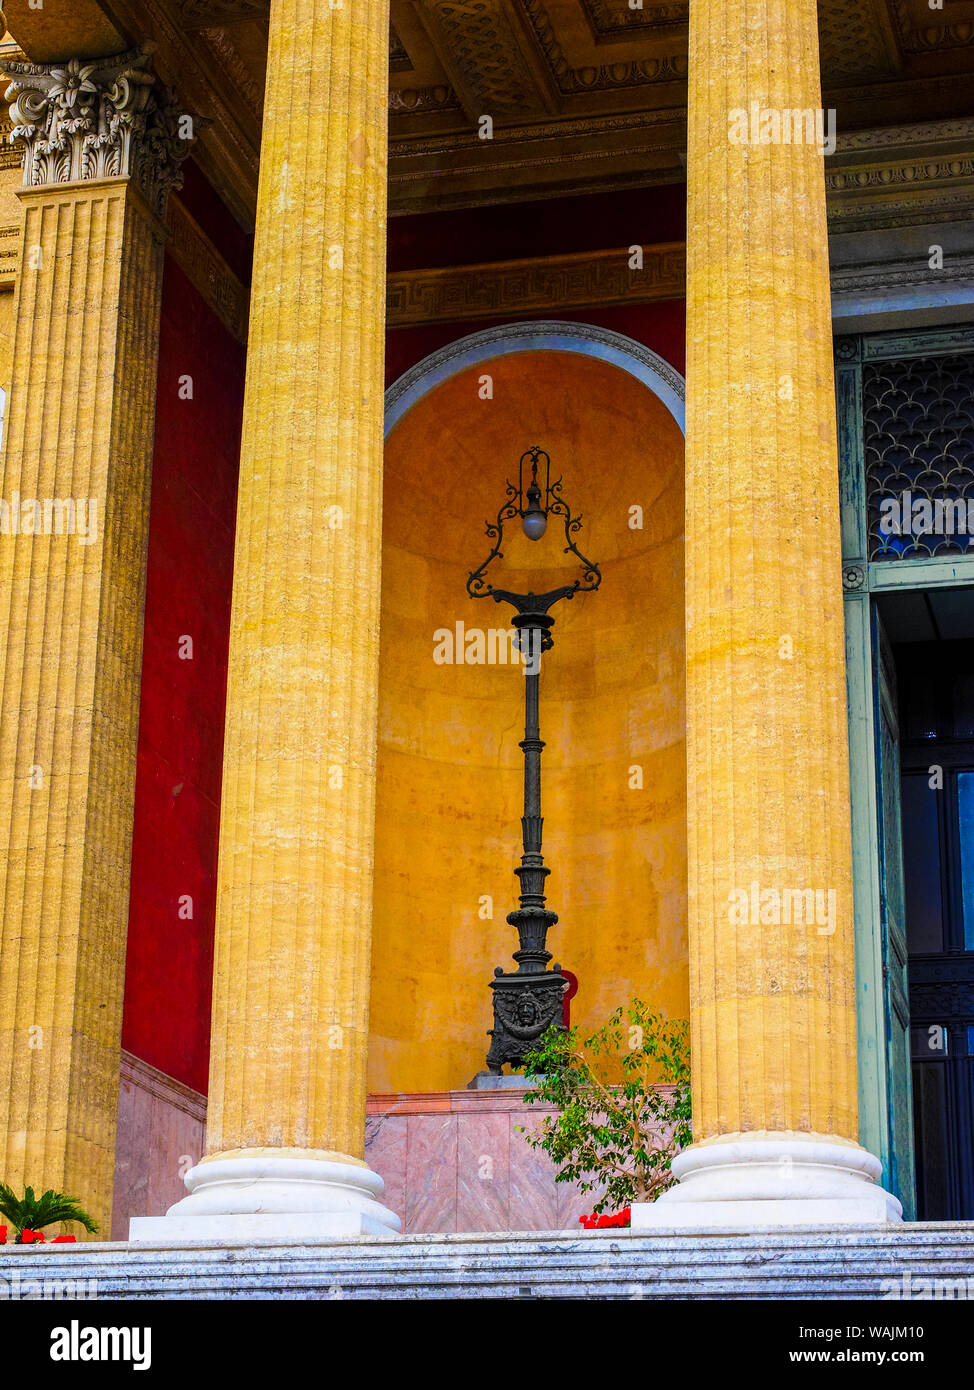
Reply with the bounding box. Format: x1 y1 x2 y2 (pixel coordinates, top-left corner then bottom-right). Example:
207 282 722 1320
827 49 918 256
369 323 687 1093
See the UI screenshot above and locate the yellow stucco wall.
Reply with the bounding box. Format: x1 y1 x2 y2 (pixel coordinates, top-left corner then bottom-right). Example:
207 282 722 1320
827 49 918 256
368 348 688 1093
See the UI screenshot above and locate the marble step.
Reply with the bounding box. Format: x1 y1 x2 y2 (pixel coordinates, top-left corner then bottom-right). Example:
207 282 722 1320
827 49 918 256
3 1224 974 1299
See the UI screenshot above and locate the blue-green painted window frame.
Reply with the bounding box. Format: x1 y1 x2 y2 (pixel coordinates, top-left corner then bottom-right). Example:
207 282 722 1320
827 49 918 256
837 322 974 1216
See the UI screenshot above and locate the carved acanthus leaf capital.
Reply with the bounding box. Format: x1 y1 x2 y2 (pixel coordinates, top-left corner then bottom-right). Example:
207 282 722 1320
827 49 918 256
3 45 200 216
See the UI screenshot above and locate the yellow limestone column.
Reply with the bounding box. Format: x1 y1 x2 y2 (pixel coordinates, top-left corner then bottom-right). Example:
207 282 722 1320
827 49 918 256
638 0 901 1226
0 49 192 1234
131 0 399 1240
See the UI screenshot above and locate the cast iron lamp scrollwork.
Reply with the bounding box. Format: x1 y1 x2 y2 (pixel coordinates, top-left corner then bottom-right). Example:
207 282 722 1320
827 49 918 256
467 447 601 1074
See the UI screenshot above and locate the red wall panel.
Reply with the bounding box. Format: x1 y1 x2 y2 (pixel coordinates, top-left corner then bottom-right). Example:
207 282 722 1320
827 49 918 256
387 184 686 270
121 243 246 1095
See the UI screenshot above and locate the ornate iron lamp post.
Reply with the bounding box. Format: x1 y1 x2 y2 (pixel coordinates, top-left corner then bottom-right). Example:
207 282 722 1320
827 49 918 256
467 446 601 1074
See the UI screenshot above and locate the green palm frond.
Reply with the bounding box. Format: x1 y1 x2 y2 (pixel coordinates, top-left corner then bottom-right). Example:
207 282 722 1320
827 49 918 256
0 1181 27 1229
0 1182 98 1235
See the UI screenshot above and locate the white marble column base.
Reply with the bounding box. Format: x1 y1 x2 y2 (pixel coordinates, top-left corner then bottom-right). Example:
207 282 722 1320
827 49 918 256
129 1152 401 1242
631 1135 903 1230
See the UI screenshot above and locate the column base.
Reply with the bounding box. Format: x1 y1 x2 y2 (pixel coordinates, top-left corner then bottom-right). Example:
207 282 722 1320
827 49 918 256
129 1149 401 1243
631 1133 903 1230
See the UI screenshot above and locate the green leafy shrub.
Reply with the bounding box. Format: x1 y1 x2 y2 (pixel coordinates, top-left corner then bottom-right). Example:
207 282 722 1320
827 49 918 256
0 1184 98 1241
519 1000 691 1214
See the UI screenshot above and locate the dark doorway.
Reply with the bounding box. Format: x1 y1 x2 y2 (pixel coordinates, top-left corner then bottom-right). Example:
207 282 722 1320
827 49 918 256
882 588 974 1220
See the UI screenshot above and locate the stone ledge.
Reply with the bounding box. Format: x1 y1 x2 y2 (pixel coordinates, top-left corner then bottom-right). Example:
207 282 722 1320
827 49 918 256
3 1225 974 1300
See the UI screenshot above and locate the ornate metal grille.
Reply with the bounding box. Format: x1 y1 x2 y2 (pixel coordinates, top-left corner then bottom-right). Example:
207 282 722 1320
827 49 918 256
864 353 974 560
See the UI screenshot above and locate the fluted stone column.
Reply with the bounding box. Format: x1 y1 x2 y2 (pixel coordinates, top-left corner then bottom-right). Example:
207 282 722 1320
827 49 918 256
131 0 398 1240
0 48 192 1234
636 0 900 1226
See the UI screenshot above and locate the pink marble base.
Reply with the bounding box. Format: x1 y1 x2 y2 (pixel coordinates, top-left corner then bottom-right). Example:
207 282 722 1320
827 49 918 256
366 1090 590 1234
113 1066 590 1237
111 1052 206 1242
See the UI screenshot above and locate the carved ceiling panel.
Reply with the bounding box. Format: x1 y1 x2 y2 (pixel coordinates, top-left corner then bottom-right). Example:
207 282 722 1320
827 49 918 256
383 0 974 212
817 0 901 83
413 0 560 120
890 0 974 53
178 0 269 29
579 0 688 45
5 0 974 222
387 0 974 131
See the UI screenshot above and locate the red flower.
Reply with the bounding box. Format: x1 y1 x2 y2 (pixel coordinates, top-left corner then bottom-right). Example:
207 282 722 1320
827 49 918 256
0 1226 6 1244
51 1235 76 1243
580 1208 632 1229
579 1208 633 1229
19 1229 45 1244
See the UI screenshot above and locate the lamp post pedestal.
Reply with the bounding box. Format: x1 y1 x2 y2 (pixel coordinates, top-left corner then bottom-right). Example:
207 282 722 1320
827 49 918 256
486 970 568 1074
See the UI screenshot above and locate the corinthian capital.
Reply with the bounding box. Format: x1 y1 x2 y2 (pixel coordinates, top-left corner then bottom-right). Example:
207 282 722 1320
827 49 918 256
3 45 197 216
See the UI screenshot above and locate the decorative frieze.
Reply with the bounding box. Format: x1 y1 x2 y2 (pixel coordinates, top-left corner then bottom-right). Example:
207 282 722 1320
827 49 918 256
522 0 687 94
3 46 195 216
389 83 460 115
828 157 974 197
890 0 974 54
0 114 18 171
826 120 974 230
178 0 269 27
386 242 685 326
580 0 688 43
201 27 264 116
831 251 974 297
0 223 19 285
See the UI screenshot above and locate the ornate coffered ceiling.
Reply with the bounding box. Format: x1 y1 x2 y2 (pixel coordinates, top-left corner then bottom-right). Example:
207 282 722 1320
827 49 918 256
387 0 974 131
2 0 974 224
387 0 974 213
